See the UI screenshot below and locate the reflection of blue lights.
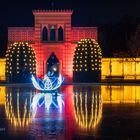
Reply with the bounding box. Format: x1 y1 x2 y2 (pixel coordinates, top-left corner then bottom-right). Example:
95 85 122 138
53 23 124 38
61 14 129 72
31 74 64 91
31 93 64 116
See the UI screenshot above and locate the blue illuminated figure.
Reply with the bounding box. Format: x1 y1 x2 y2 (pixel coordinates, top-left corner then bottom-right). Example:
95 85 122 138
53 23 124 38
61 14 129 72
31 73 64 92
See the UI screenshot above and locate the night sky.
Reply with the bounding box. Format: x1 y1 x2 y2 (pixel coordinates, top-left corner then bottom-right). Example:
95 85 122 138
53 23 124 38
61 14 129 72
0 0 140 26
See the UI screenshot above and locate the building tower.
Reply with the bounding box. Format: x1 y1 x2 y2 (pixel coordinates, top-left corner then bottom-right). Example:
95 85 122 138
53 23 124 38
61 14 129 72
32 10 74 82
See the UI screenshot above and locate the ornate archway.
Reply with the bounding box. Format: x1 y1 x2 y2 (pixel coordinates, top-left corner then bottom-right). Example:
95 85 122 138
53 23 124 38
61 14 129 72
46 52 59 77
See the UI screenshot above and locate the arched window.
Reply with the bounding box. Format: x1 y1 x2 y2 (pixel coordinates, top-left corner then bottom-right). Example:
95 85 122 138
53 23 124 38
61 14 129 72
50 26 56 41
58 26 64 41
42 27 48 41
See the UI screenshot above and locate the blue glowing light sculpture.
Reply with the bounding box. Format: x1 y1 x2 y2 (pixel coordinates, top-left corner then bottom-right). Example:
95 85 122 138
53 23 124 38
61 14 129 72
31 93 64 116
31 74 64 91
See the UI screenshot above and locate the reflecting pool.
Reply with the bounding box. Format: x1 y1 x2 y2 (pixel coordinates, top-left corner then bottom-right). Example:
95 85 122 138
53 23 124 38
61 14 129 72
1 85 140 139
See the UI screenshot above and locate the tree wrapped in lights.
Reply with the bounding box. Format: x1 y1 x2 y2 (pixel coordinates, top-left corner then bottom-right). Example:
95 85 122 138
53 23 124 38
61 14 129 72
6 42 36 83
73 39 102 82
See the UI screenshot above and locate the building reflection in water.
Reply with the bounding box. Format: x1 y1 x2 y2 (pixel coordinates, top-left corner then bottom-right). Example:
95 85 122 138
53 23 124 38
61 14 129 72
5 87 35 130
73 86 102 132
102 86 140 103
0 86 6 105
2 85 140 139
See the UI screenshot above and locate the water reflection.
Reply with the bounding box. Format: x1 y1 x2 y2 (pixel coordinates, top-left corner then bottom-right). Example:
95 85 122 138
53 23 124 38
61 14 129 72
1 85 140 139
102 86 140 103
5 87 35 130
73 86 102 132
31 92 64 117
0 86 5 105
29 91 65 139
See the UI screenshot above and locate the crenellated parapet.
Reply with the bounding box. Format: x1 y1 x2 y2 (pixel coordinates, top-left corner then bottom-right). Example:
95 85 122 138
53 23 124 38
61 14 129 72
32 9 73 15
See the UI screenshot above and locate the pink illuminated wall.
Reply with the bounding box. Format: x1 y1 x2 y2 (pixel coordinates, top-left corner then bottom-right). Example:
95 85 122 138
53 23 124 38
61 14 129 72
8 10 97 82
8 27 34 43
72 27 98 42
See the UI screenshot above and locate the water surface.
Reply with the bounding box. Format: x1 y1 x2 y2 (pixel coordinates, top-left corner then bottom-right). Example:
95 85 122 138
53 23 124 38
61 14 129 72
0 85 140 139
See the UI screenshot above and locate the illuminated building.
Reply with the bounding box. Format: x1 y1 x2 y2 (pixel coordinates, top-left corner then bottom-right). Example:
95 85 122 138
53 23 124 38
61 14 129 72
0 10 140 82
1 58 140 82
102 58 140 80
7 10 97 82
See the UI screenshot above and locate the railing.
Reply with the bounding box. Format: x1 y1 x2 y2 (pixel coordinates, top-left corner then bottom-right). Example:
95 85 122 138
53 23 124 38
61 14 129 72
102 75 140 80
106 75 124 80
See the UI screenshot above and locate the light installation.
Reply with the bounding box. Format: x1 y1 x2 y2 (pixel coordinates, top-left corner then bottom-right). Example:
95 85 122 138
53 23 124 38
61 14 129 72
73 38 102 82
31 74 64 91
5 42 36 83
31 93 64 116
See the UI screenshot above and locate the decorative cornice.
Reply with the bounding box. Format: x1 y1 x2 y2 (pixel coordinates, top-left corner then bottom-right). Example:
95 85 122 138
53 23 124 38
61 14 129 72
32 9 73 15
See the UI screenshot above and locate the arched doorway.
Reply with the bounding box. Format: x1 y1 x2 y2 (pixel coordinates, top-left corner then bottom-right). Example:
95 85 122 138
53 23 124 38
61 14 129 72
46 53 59 77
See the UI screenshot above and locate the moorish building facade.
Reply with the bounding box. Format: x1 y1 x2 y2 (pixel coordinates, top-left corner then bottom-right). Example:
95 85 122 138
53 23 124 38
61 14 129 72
7 10 98 82
0 9 140 82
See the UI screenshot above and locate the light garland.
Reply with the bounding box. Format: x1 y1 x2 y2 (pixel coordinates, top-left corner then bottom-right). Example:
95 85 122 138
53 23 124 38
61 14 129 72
6 42 36 82
73 39 102 72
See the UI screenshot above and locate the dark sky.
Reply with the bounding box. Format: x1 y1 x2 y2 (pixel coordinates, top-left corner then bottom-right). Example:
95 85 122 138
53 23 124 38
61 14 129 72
0 0 140 26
